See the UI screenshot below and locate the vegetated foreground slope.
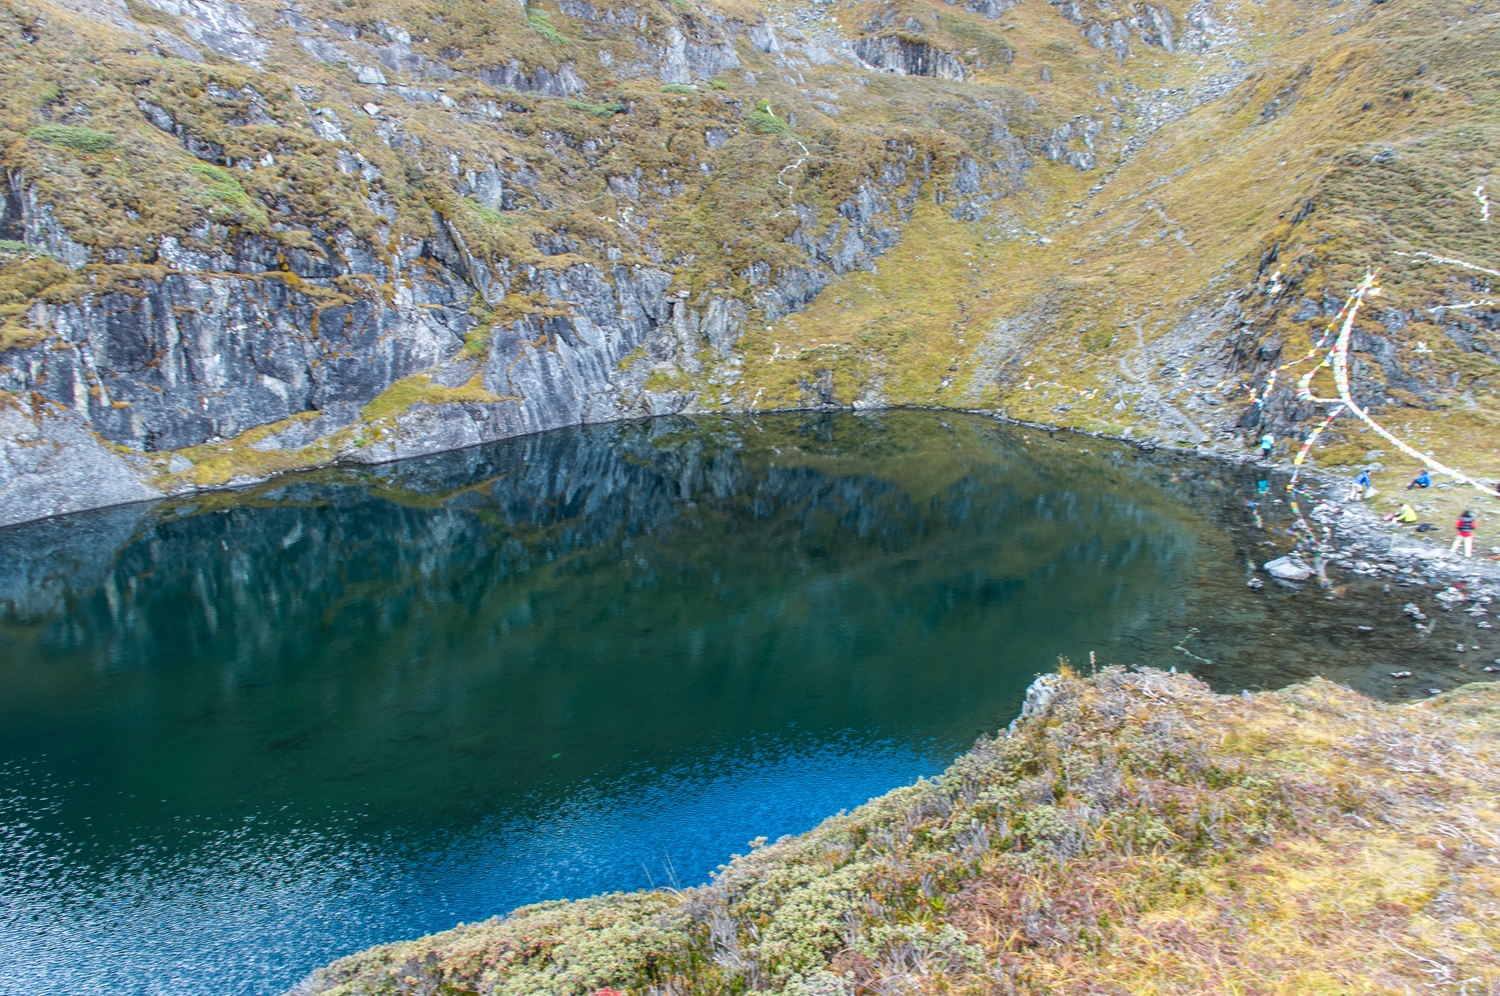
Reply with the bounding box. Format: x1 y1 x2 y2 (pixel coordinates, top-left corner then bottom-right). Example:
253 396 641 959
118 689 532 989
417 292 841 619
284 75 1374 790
294 668 1500 996
0 0 1497 526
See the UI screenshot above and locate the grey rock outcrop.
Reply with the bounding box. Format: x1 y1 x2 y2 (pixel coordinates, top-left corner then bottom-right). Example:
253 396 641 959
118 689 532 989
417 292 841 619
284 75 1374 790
0 0 1081 528
476 60 587 96
0 135 929 524
1 246 474 453
658 27 741 83
854 35 968 80
138 0 268 65
0 401 160 526
944 0 1017 20
7 173 91 269
1056 0 1176 63
1040 117 1103 171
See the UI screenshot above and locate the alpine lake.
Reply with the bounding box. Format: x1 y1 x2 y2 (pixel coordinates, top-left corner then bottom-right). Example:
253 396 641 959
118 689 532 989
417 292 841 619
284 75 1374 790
2 411 1492 996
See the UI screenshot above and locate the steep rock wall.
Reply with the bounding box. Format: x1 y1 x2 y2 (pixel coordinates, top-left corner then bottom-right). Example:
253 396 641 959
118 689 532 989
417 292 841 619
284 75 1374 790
0 123 929 524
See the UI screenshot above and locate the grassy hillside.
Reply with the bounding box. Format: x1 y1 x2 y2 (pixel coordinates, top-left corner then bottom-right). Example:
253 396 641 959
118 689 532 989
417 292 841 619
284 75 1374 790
727 0 1500 458
0 0 1497 523
2 0 1488 483
295 667 1500 995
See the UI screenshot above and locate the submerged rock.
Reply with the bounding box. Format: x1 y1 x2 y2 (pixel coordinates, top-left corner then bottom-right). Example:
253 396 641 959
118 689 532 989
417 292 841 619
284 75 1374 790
1263 555 1314 581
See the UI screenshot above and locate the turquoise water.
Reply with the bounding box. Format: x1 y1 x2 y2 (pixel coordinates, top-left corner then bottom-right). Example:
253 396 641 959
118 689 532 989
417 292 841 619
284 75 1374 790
0 412 1485 996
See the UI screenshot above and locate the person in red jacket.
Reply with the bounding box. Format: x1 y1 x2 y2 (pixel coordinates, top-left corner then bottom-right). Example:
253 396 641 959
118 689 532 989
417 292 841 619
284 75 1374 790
1451 509 1476 557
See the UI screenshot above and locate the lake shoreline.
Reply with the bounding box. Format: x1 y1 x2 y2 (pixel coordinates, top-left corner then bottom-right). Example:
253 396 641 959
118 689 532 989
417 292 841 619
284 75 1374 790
290 668 1500 996
7 409 1497 996
981 408 1500 587
12 400 1500 593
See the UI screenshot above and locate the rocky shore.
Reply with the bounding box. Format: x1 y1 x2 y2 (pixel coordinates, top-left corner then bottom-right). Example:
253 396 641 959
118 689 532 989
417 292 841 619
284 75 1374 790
1302 493 1500 586
997 412 1500 592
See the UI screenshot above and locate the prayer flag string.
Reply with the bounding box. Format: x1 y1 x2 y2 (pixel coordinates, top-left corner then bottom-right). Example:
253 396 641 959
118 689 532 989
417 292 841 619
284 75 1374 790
1282 269 1500 502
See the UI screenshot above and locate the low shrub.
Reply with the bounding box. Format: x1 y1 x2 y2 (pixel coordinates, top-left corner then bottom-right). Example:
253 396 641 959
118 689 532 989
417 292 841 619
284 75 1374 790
747 99 791 136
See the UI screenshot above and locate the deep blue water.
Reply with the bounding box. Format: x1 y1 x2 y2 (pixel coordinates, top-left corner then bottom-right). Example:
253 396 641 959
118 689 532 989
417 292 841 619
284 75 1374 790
0 411 1484 996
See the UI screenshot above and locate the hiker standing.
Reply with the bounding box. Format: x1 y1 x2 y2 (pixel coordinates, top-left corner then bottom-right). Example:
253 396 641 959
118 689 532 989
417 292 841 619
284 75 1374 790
1350 469 1372 500
1260 432 1275 462
1452 510 1476 557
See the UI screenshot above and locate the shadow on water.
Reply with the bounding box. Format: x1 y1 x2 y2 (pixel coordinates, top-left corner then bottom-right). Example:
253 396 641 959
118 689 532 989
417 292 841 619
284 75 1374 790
0 411 1491 996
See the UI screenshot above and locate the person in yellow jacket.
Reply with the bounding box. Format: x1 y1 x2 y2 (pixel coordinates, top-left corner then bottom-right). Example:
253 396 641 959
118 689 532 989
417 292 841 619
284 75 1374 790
1385 503 1418 524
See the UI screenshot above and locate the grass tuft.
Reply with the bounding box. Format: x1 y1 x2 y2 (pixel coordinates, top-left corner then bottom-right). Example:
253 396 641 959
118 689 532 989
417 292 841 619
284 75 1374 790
473 203 509 226
564 98 625 116
359 373 505 422
184 162 267 228
1 253 73 350
27 124 115 153
525 10 568 44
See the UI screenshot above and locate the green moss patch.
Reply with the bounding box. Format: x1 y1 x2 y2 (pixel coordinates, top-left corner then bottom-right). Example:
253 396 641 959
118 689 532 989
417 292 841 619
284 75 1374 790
526 10 569 44
360 373 507 423
564 99 626 115
27 124 115 153
183 162 268 229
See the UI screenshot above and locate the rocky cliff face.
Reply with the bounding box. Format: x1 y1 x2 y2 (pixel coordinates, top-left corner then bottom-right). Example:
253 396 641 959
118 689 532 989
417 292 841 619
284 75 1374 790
1 0 1496 525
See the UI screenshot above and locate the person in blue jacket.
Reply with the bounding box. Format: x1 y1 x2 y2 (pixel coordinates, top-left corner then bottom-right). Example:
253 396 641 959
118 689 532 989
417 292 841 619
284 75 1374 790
1407 469 1431 490
1350 469 1372 500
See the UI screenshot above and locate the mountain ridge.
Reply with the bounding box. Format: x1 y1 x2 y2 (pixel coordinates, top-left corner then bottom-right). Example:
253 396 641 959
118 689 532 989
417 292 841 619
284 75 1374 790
0 0 1496 526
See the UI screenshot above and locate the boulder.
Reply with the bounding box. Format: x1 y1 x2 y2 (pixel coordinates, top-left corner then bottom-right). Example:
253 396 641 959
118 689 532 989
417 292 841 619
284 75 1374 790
1264 556 1315 581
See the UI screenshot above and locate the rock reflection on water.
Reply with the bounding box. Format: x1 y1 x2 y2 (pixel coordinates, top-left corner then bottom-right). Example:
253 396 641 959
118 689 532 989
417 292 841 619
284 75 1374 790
0 412 1488 996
